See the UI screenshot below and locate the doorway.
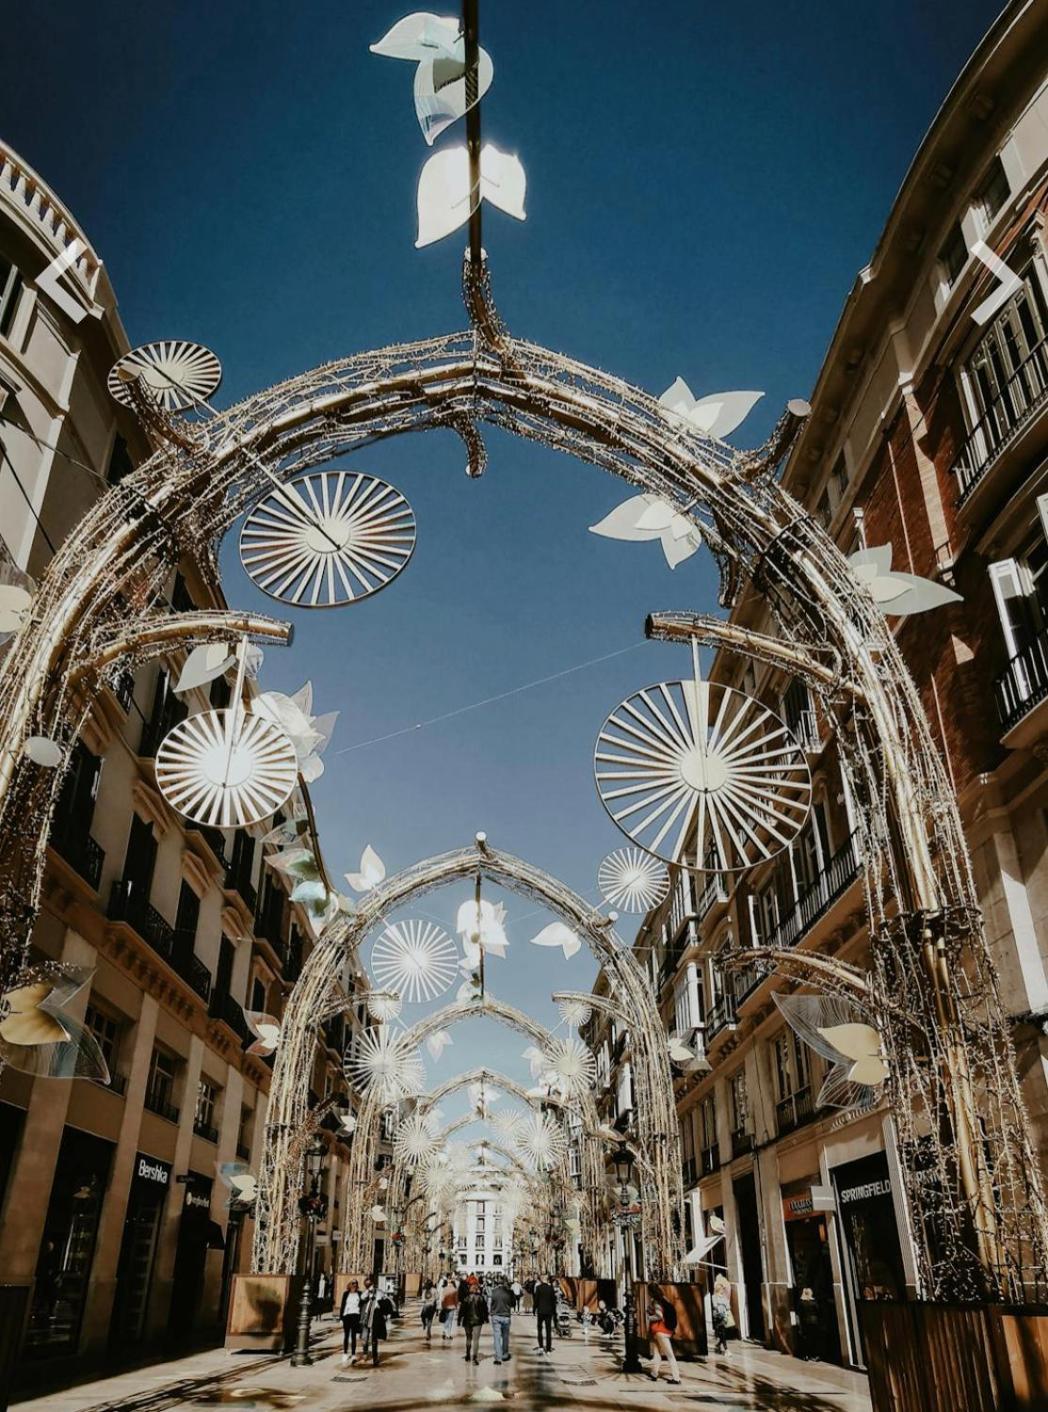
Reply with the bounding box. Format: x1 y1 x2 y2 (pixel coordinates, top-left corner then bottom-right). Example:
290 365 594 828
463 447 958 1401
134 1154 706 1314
732 1173 765 1341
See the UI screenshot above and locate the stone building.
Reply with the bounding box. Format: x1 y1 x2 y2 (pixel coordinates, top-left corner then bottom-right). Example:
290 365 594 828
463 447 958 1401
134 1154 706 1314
0 140 365 1387
586 0 1048 1373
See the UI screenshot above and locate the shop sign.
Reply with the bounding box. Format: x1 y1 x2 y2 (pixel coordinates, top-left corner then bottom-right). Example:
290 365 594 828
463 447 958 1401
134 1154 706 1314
783 1190 814 1221
184 1186 211 1211
134 1153 172 1187
837 1176 892 1206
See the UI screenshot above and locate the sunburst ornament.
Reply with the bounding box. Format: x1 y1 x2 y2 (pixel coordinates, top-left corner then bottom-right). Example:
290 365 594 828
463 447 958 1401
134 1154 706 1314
239 471 416 609
541 1036 597 1100
597 848 670 913
365 991 403 1023
594 639 810 872
557 997 592 1028
394 1110 443 1166
345 1027 425 1104
372 920 458 1003
514 1112 568 1171
108 340 222 411
156 708 298 828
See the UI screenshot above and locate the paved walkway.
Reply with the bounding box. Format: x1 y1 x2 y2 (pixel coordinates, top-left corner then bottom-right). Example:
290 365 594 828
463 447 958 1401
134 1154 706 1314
13 1301 872 1412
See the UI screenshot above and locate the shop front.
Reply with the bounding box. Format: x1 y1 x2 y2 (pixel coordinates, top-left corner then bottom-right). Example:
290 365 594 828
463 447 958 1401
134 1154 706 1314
731 1173 764 1340
23 1127 114 1359
781 1181 842 1365
169 1173 223 1340
110 1153 171 1345
831 1151 905 1368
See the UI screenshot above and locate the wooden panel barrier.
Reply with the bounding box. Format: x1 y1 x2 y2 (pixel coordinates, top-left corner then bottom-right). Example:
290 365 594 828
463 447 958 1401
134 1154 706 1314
635 1280 708 1359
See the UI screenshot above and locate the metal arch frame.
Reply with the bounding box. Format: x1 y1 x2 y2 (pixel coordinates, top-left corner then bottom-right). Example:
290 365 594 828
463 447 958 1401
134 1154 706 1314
341 992 607 1276
0 256 1042 1300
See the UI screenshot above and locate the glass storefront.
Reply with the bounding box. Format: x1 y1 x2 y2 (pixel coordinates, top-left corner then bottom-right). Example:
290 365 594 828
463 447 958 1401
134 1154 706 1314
24 1127 114 1357
782 1181 842 1365
169 1173 219 1339
831 1151 905 1368
110 1153 171 1345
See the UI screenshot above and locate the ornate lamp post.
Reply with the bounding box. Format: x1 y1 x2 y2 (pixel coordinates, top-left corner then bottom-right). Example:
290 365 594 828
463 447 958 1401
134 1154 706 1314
291 1136 328 1368
613 1143 643 1375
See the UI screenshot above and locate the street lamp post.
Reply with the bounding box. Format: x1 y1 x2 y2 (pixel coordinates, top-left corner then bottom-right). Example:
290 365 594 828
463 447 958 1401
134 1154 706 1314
291 1136 328 1368
613 1143 643 1375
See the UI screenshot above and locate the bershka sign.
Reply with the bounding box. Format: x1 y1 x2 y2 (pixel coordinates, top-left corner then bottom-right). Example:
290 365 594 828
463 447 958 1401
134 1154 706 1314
134 1153 171 1186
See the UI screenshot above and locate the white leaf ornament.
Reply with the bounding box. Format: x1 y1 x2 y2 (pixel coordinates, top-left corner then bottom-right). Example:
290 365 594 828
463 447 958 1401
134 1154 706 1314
426 1029 453 1060
370 12 460 60
528 922 581 960
218 1161 258 1206
416 144 526 248
774 993 887 1111
0 584 33 635
849 545 962 617
175 642 235 694
345 845 386 892
589 493 701 570
245 1011 282 1057
0 966 109 1082
338 1111 357 1135
455 897 508 957
414 41 494 145
23 737 63 768
658 378 763 439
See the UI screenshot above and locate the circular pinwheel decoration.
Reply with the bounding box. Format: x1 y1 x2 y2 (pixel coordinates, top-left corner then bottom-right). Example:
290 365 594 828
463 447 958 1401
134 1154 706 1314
371 919 458 1003
108 340 222 411
239 471 416 609
514 1112 568 1171
541 1036 597 1100
345 1027 425 1104
594 654 810 873
155 709 298 828
557 997 592 1028
365 991 403 1023
393 1110 443 1166
597 847 670 913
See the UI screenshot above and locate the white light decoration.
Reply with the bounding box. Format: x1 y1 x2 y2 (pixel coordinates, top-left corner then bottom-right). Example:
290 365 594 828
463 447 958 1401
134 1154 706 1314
416 144 526 248
658 378 763 440
346 1027 425 1103
589 493 703 569
365 991 404 1023
514 1112 568 1171
372 919 458 1002
217 1161 258 1208
245 1011 282 1057
156 709 298 828
252 682 338 783
849 544 962 617
527 922 581 959
239 471 416 610
175 642 236 694
557 997 592 1028
594 642 811 872
456 896 508 960
425 1028 453 1060
107 340 222 411
541 1035 597 1100
0 584 33 637
394 1109 443 1165
773 993 887 1111
370 12 494 146
23 736 62 768
0 964 109 1082
345 844 387 892
597 847 670 913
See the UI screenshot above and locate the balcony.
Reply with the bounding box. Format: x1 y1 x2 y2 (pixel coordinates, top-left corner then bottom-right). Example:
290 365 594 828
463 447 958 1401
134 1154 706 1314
761 834 861 952
954 335 1048 505
681 1157 697 1188
224 858 257 913
144 1086 179 1124
707 994 737 1040
189 825 229 868
696 872 728 921
775 1085 814 1136
109 879 176 961
730 1127 755 1159
700 1142 719 1176
51 828 104 891
193 1117 219 1143
209 990 251 1046
994 628 1048 740
173 930 212 1003
731 961 764 1006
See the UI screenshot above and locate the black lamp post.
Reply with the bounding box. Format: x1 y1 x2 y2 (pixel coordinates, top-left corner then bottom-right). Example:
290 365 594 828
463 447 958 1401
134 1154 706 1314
291 1136 328 1368
613 1142 643 1374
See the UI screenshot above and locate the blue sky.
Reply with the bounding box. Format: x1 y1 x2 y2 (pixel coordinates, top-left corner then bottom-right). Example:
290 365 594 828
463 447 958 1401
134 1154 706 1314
5 1 999 1111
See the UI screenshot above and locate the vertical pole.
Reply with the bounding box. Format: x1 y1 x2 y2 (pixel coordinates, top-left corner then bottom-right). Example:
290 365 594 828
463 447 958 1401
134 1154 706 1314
463 0 483 270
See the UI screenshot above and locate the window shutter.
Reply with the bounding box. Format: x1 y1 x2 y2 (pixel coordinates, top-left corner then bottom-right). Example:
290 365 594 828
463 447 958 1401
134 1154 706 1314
988 559 1029 658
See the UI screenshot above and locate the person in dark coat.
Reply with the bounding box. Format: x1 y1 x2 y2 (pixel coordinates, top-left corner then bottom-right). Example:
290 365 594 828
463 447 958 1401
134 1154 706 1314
459 1286 489 1365
363 1286 396 1367
532 1274 557 1355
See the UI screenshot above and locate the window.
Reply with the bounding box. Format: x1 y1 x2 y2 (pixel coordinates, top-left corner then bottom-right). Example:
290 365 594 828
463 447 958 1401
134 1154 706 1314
700 1095 716 1150
250 977 266 1012
145 1048 178 1118
174 882 200 947
0 256 23 338
975 156 1010 229
939 222 968 286
85 1004 121 1073
106 434 133 486
237 1105 253 1158
773 1033 793 1100
729 1069 748 1133
815 490 831 529
831 452 849 505
194 1078 218 1137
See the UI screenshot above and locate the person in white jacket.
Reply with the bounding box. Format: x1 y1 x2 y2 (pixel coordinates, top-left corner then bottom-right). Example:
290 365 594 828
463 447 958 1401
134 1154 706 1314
340 1280 362 1365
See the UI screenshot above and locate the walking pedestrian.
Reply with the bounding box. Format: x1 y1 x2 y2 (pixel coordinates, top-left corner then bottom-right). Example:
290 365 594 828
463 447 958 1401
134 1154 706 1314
510 1277 523 1310
421 1280 437 1342
460 1284 489 1365
488 1276 514 1365
340 1280 362 1365
646 1286 681 1385
712 1273 734 1355
364 1286 396 1367
532 1273 557 1355
360 1276 376 1357
440 1277 459 1342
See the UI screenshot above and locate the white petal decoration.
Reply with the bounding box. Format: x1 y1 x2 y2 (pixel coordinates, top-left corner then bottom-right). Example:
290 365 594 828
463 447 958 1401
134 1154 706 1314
345 845 386 892
23 736 63 768
849 545 963 617
370 12 460 60
683 1231 721 1264
414 42 494 145
175 642 235 694
557 997 592 1028
346 1027 425 1103
338 1111 357 1135
371 1204 388 1224
597 848 670 913
469 1079 498 1114
263 820 303 848
366 991 403 1022
268 846 315 876
245 1011 282 1057
658 378 763 440
218 1162 258 1207
528 922 581 960
521 1045 546 1078
372 919 458 1002
416 144 526 248
589 493 702 569
0 966 109 1082
455 897 508 956
0 584 33 635
773 993 887 1111
541 1036 597 1099
290 877 327 905
425 1029 454 1060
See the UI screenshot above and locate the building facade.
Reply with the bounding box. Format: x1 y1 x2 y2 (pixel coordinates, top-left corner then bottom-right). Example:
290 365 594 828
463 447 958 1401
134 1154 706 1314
0 140 366 1387
588 0 1048 1374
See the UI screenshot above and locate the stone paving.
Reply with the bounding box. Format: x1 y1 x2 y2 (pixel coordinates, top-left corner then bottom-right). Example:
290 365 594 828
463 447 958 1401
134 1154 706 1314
13 1301 873 1412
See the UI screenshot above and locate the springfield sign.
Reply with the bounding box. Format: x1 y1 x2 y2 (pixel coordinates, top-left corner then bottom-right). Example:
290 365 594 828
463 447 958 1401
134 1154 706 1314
838 1177 892 1205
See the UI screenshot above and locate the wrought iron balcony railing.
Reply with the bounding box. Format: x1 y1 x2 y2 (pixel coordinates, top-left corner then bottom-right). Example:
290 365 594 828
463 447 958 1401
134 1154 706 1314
144 1086 179 1124
954 336 1048 503
730 1127 755 1159
51 828 104 891
707 994 737 1039
994 628 1048 733
761 834 861 952
700 1142 719 1175
775 1085 813 1136
208 990 251 1045
193 1118 219 1143
109 878 176 961
224 857 257 913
